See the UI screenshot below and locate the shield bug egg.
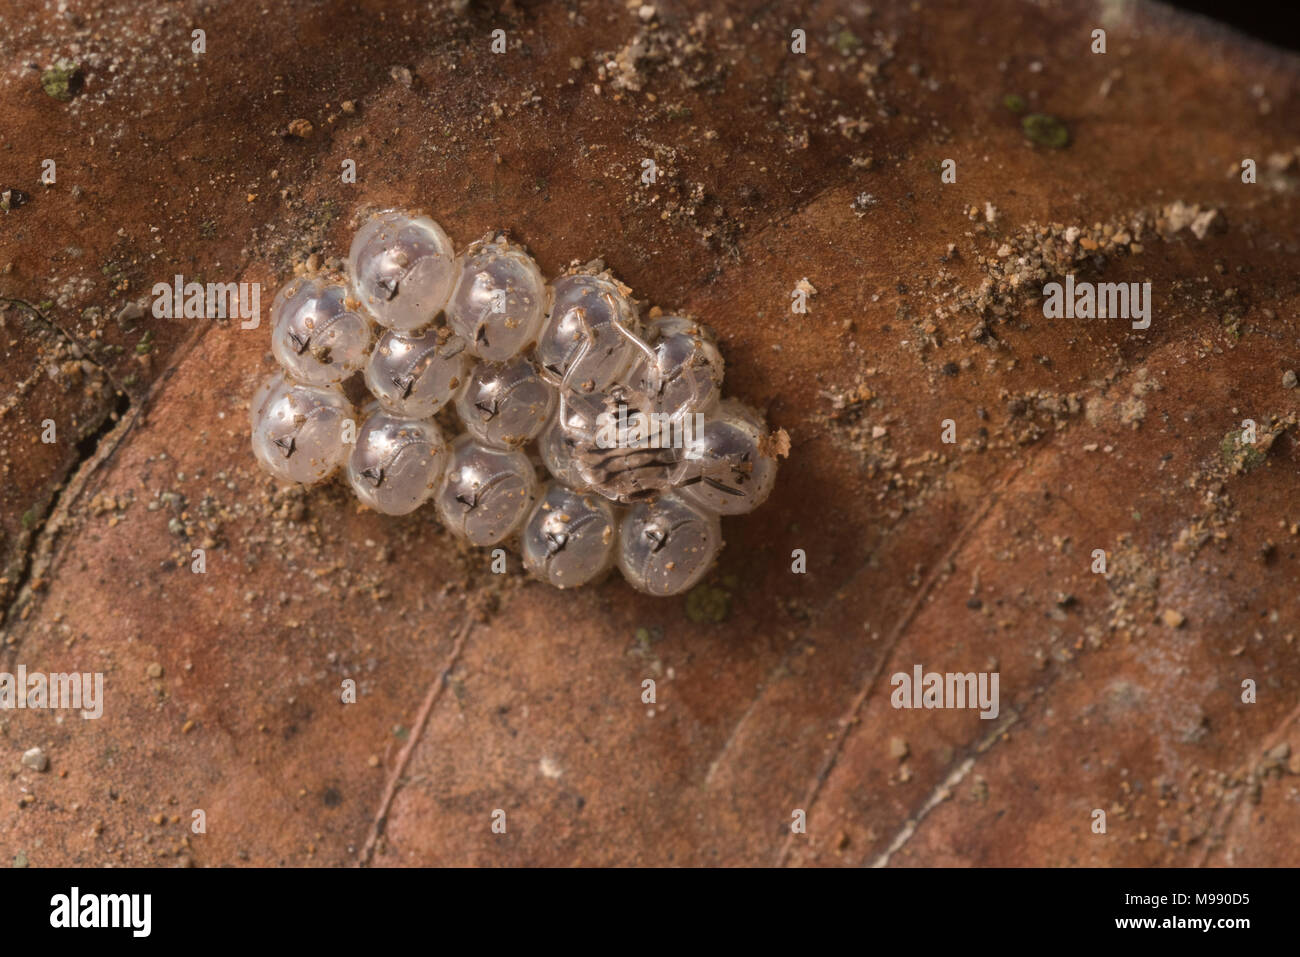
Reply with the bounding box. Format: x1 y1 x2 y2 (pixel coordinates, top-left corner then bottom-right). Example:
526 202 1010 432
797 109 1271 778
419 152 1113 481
455 356 557 450
521 481 619 588
677 399 778 516
617 492 722 596
538 409 591 492
365 326 473 419
251 204 788 596
446 234 548 361
346 409 447 515
628 314 724 421
435 434 538 546
270 275 372 386
534 272 641 393
250 371 355 485
347 209 456 331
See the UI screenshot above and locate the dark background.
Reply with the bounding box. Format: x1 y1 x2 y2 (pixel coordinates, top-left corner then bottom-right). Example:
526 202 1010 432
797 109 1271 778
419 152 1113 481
1171 0 1300 50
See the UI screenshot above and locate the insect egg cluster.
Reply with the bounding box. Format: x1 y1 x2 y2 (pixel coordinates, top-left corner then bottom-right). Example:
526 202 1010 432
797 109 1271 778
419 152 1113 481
250 208 784 596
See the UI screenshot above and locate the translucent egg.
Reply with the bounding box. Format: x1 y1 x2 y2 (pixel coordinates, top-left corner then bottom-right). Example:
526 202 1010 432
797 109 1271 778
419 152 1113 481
628 314 724 420
617 492 722 596
445 235 548 361
454 356 556 449
435 434 538 546
677 400 779 516
521 481 618 588
365 326 473 419
347 209 456 331
534 273 641 393
250 371 355 484
538 410 590 491
270 276 372 385
346 410 447 515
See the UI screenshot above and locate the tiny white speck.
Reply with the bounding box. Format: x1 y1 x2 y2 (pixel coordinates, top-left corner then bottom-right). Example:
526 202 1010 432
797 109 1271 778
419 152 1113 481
539 756 563 779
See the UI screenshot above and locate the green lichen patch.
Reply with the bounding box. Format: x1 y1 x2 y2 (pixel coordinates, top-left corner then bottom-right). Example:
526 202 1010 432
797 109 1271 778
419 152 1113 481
1220 428 1268 473
834 28 862 56
41 59 83 101
685 583 731 623
1001 93 1027 114
630 625 665 659
1022 113 1070 149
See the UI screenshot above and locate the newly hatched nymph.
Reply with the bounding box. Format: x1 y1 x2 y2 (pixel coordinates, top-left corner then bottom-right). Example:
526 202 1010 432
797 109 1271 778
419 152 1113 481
565 386 689 504
554 331 687 504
